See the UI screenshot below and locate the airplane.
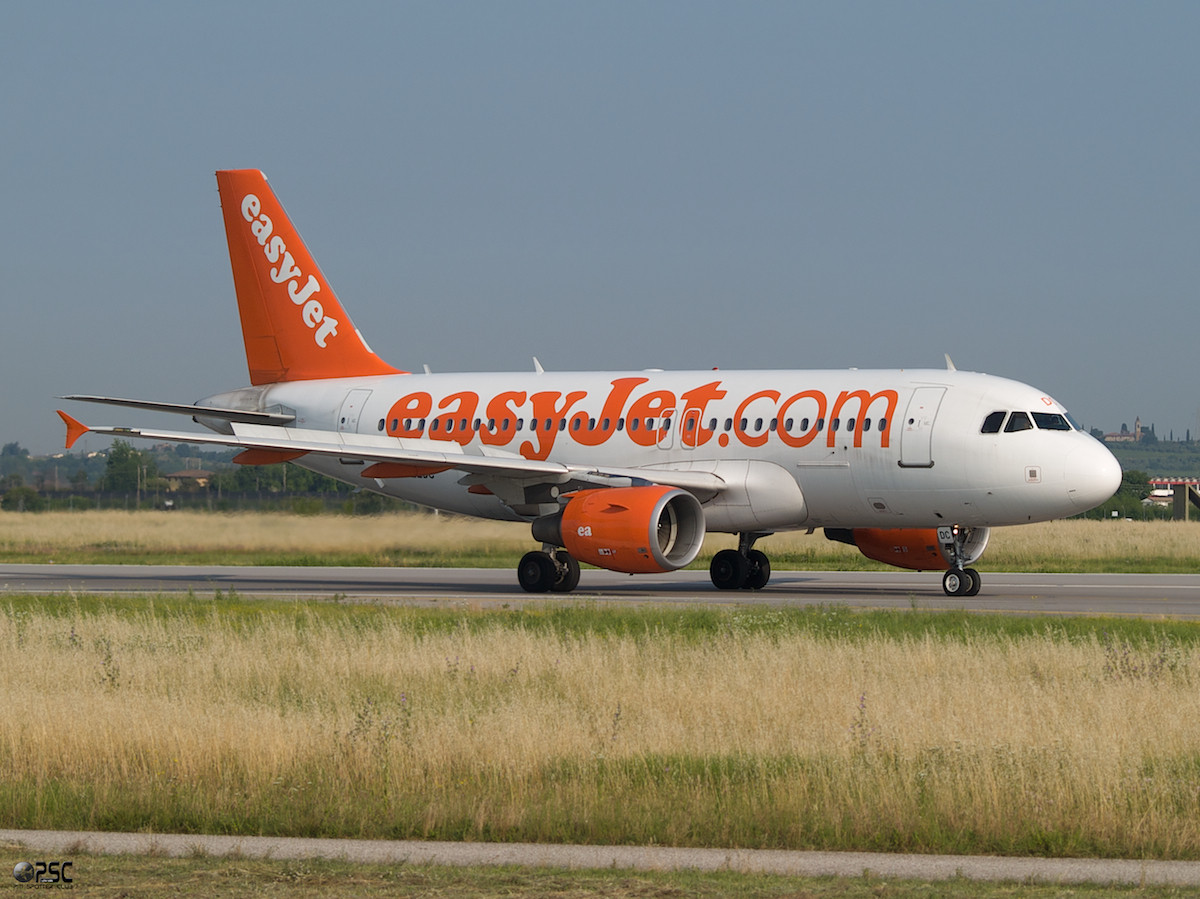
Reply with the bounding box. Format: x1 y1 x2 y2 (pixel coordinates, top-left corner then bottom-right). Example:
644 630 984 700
58 169 1122 597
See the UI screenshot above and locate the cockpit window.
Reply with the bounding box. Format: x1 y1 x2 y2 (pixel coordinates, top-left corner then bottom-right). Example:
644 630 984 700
1032 412 1072 431
1004 411 1033 432
981 411 1006 434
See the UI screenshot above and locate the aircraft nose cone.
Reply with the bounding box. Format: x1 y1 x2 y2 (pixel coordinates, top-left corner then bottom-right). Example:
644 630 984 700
1065 440 1122 511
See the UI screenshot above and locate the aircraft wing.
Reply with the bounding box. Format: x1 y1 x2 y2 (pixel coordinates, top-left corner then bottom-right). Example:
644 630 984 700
56 412 727 496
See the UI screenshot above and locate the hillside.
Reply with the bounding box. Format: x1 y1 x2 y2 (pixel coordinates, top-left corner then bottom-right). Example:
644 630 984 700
1104 441 1200 478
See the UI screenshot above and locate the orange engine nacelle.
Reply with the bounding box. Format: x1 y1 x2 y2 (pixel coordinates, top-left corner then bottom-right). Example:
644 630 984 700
532 486 706 574
824 527 990 572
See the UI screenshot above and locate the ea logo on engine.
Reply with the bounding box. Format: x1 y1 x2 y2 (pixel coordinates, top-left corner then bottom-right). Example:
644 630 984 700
577 526 592 537
13 862 33 883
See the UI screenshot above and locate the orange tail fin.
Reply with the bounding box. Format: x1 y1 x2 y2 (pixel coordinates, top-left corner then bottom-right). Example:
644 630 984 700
215 169 404 385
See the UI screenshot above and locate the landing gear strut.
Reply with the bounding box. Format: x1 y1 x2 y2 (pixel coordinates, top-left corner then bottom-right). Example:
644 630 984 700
710 532 772 590
939 525 982 597
517 548 581 593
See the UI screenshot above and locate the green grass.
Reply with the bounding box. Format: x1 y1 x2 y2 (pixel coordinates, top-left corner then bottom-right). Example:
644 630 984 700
10 592 1200 645
6 852 1198 898
8 597 1200 860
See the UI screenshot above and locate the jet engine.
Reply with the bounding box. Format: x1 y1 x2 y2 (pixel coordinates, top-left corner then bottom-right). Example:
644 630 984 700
532 485 706 574
824 527 990 572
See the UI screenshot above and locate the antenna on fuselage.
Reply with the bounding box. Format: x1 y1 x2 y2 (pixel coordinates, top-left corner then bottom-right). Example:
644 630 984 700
533 357 545 374
945 354 957 371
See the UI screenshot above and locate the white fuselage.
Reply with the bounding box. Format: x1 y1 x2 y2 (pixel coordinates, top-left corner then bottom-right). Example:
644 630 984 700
204 367 1121 534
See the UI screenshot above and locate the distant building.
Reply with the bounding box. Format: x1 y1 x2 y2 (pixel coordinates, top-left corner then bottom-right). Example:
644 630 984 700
161 469 213 491
1104 417 1141 443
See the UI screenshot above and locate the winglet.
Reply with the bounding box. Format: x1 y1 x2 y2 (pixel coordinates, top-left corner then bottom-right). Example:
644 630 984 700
57 410 90 449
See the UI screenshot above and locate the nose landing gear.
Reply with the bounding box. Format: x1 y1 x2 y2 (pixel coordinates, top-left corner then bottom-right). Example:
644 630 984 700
939 525 982 596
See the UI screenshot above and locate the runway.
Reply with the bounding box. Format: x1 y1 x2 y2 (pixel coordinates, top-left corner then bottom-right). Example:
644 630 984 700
2 564 1198 618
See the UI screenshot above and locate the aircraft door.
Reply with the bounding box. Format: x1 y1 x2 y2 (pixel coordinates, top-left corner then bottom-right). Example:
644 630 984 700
899 387 945 468
338 389 373 433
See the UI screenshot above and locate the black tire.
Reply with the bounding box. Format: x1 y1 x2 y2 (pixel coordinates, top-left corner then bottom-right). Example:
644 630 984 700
710 549 749 590
744 549 771 590
964 567 981 596
551 551 581 593
518 551 556 593
942 568 970 597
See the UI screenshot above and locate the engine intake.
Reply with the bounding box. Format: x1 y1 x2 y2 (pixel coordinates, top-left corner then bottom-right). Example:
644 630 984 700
533 485 706 574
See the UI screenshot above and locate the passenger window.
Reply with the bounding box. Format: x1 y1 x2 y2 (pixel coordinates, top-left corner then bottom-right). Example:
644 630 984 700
981 411 1006 434
1032 412 1072 431
377 419 385 432
1004 411 1033 432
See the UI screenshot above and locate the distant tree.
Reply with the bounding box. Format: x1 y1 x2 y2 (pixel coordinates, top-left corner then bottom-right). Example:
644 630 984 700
1142 424 1158 445
71 468 91 490
101 440 156 492
1090 427 1104 440
2 486 44 512
1 442 29 458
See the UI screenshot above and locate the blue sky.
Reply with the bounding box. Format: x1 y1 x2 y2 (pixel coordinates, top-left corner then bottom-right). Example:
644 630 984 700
4 2 1198 454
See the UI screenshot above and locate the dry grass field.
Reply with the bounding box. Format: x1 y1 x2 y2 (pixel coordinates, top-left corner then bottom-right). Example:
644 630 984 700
4 597 1200 857
0 510 1196 570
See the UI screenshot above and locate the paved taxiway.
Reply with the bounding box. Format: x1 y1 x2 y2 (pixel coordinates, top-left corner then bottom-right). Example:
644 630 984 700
2 564 1197 616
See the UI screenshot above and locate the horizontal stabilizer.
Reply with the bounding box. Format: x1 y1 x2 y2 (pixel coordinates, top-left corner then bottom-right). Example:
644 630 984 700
60 395 294 425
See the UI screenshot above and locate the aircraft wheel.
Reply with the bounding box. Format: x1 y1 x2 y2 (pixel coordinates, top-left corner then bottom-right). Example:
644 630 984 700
711 549 749 590
963 567 981 596
551 551 581 593
744 549 771 590
942 568 971 597
518 551 557 593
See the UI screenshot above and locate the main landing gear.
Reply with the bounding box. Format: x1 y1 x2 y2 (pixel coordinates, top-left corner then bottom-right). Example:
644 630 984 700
939 525 982 597
710 532 772 590
518 548 581 594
